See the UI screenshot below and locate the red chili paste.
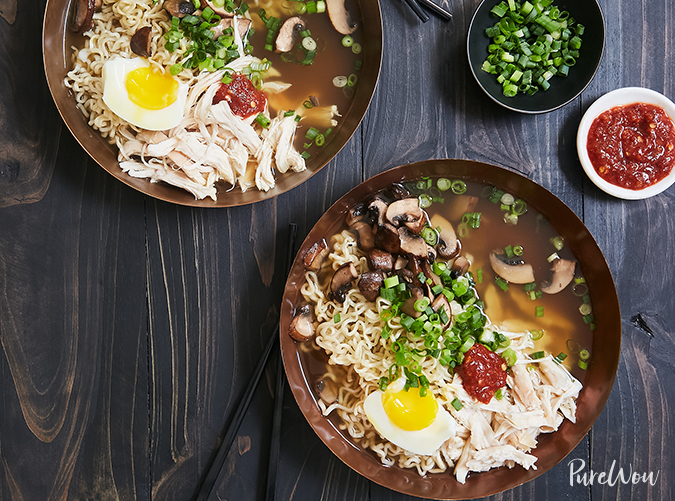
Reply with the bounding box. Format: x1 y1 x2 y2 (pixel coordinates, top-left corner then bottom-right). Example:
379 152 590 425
213 74 267 119
586 103 675 190
456 343 507 404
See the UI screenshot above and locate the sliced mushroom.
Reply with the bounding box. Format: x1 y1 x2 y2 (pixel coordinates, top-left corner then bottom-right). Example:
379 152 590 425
130 27 152 57
349 220 375 251
450 255 470 279
375 223 401 254
396 267 414 284
386 198 425 234
489 250 535 284
540 258 576 294
303 239 328 271
164 0 197 18
368 196 389 227
358 270 384 302
275 16 307 53
386 182 410 201
420 260 442 287
326 0 357 34
289 304 316 342
368 248 393 272
68 0 95 33
346 202 367 227
431 294 452 327
394 255 408 271
400 287 424 318
398 227 429 260
315 378 338 405
430 213 460 259
407 256 424 286
328 262 358 303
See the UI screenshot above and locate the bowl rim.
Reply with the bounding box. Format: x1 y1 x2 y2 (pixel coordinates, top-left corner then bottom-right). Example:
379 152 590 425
576 86 675 200
42 0 383 208
280 158 622 499
466 0 605 114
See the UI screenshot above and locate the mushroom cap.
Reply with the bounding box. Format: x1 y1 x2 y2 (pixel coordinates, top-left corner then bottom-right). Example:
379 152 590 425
368 248 394 272
489 250 535 284
329 262 358 303
303 239 329 271
350 220 375 250
430 213 460 259
130 26 152 58
163 0 196 18
398 227 430 260
68 0 95 33
375 223 401 254
289 304 316 342
368 197 389 227
540 258 576 294
386 198 425 234
275 16 307 53
358 270 384 302
326 0 357 34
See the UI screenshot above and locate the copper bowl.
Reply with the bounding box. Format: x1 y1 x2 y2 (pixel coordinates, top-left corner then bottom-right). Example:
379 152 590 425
42 0 382 207
280 159 621 499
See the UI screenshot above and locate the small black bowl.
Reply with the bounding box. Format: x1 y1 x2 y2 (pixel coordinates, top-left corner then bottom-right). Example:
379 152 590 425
467 0 605 114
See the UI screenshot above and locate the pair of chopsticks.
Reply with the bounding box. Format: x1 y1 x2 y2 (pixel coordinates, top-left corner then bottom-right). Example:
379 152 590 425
195 223 298 501
402 0 452 22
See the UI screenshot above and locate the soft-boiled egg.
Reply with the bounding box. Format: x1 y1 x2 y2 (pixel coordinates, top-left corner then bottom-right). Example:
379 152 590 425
363 377 456 456
102 57 188 131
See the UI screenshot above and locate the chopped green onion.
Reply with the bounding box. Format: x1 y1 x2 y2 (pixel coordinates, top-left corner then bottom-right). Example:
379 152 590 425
531 350 546 359
342 35 354 47
579 349 590 360
578 359 588 370
529 329 544 340
384 275 399 289
451 398 463 411
451 180 467 194
501 347 517 366
351 43 362 54
535 305 544 317
333 313 341 323
255 113 271 128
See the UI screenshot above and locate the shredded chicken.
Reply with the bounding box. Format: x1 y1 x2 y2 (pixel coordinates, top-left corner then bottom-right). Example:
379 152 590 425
116 57 306 201
441 329 582 484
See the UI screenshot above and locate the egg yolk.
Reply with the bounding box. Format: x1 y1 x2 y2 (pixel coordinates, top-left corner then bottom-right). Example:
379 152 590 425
382 387 438 431
125 67 179 110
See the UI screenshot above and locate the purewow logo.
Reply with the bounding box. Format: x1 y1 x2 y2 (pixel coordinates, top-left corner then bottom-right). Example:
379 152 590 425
568 459 660 487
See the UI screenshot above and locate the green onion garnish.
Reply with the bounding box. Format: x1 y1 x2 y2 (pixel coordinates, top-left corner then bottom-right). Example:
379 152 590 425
451 398 463 411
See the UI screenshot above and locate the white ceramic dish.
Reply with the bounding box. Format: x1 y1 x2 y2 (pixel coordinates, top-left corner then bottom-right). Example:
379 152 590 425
577 87 675 200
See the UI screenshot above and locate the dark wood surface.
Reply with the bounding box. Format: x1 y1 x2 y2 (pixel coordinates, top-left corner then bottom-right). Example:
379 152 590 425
1 0 673 499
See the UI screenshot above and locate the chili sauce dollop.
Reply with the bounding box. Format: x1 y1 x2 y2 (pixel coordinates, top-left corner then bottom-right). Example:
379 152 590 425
456 343 507 404
586 103 675 190
213 74 267 119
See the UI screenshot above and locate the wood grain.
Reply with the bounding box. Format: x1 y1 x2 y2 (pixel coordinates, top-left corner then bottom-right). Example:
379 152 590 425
1 0 674 499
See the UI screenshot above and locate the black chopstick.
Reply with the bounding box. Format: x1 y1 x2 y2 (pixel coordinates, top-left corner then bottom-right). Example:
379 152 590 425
402 0 430 22
417 0 452 20
265 223 298 501
195 223 298 501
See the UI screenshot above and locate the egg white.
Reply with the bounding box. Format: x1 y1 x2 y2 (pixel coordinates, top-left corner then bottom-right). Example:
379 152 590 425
363 377 456 456
102 57 188 131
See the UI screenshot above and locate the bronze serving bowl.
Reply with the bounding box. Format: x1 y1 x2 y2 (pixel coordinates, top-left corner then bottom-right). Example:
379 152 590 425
280 159 621 499
42 0 382 207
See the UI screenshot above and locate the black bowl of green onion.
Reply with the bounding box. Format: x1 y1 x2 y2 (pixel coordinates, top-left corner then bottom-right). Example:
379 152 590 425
467 0 604 113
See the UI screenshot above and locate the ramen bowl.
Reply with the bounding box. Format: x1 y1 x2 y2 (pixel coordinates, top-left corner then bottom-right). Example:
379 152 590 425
42 0 382 207
280 159 621 499
467 0 605 114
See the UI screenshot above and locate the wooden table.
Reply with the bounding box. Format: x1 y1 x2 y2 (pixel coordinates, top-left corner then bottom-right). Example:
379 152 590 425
1 0 673 499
